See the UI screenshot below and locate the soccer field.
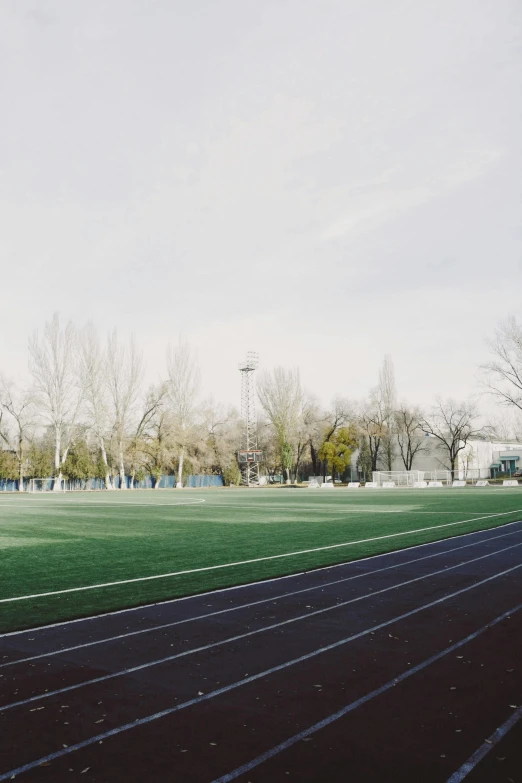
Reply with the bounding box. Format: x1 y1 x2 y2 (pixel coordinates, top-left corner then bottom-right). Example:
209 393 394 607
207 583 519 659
1 487 522 633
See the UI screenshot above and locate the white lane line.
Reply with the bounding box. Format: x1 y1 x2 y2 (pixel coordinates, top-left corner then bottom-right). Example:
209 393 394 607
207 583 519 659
2 508 521 604
3 525 522 669
1 540 521 713
0 563 520 782
445 704 522 782
4 522 521 640
212 602 522 782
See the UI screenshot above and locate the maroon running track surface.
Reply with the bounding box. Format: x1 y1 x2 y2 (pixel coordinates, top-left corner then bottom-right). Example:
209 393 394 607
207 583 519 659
1 522 522 783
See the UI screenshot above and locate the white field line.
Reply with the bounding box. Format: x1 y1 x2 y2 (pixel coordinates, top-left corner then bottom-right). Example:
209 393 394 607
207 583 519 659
4 520 521 639
211 509 518 516
0 502 415 515
445 704 522 782
212 601 522 783
1 540 521 714
2 525 522 669
0 500 206 508
2 526 520 667
0 488 519 504
1 505 489 516
0 563 520 783
1 508 521 605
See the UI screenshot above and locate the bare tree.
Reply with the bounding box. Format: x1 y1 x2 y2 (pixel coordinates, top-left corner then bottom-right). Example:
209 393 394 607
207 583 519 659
257 367 303 483
257 417 282 483
77 323 113 488
323 398 352 439
200 401 243 483
354 358 397 475
482 317 522 412
0 409 8 447
356 435 373 480
105 331 144 489
356 392 387 472
136 395 180 489
0 378 35 490
378 355 397 471
420 398 484 473
394 404 426 470
29 314 80 489
298 396 324 477
166 338 201 488
293 394 322 481
127 382 168 488
487 410 522 442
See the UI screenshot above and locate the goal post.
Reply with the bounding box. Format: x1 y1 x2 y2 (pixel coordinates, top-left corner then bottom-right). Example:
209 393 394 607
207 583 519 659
28 478 67 492
372 471 422 488
372 470 452 487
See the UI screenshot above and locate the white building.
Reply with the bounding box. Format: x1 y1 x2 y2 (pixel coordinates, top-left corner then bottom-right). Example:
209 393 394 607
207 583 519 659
351 437 522 480
455 439 522 479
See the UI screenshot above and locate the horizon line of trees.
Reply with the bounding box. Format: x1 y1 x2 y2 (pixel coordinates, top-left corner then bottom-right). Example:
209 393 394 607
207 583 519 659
1 313 522 490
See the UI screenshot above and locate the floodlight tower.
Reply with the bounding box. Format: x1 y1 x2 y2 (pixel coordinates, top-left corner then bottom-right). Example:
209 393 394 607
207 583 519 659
238 352 261 486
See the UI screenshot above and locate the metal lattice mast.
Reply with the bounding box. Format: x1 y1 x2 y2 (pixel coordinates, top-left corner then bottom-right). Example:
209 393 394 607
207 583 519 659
238 352 260 486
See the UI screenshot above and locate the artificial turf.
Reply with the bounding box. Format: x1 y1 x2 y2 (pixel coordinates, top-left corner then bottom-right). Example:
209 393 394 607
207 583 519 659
1 486 521 633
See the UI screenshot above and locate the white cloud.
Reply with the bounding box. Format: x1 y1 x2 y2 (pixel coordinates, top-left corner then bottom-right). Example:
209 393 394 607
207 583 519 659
0 0 520 416
321 147 504 241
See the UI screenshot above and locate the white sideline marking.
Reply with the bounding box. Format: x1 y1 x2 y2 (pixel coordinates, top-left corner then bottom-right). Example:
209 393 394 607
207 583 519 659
0 563 520 782
4 521 521 639
2 508 521 605
445 704 522 782
3 525 521 668
212 601 522 783
1 541 521 713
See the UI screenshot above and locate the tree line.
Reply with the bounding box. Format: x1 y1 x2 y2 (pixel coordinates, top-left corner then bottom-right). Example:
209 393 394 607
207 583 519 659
1 314 521 489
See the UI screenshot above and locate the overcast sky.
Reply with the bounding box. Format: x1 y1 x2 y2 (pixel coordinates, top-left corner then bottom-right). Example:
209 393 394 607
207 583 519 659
1 0 521 413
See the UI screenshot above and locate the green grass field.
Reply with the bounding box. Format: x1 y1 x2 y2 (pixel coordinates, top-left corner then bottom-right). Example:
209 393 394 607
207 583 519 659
1 487 522 633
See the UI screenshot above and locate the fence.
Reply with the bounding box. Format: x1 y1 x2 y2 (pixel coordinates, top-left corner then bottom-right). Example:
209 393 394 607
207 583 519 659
185 475 223 488
0 474 224 491
453 467 521 482
370 470 522 487
373 470 452 487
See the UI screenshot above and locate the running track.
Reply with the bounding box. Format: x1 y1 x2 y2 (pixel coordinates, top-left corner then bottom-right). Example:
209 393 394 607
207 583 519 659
1 522 522 782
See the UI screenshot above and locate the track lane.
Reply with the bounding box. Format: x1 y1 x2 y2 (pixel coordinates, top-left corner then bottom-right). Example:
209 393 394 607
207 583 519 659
210 605 522 783
1 535 521 712
0 535 521 780
207 603 522 783
3 520 521 658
